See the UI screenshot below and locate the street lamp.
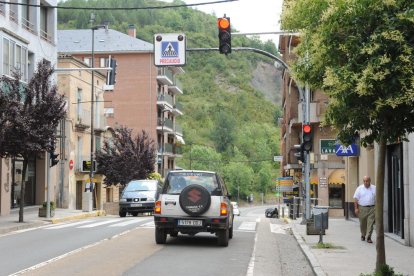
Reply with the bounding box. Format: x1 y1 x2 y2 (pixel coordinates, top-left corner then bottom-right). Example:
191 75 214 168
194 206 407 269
160 105 169 177
89 16 107 204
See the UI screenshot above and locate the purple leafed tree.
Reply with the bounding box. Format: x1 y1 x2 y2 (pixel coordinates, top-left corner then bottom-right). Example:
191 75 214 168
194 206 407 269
0 59 66 222
96 127 156 187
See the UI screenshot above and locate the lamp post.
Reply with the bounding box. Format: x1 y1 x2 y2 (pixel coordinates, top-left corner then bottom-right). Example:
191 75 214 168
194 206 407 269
89 16 107 205
160 105 169 177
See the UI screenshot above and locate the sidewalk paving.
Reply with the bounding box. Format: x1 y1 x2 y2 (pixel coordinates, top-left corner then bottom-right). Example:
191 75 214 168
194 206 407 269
290 217 414 276
0 206 105 235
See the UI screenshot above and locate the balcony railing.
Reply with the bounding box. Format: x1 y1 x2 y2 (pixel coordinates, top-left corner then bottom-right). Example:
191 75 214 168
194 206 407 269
75 109 91 129
175 124 183 136
168 78 183 94
157 68 174 85
173 101 183 115
9 10 17 23
40 29 53 44
22 17 37 34
157 94 173 108
157 117 174 132
174 145 183 155
94 115 107 131
158 143 174 155
0 4 5 16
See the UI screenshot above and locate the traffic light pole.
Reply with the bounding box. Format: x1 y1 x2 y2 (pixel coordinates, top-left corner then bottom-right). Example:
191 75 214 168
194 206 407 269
304 84 311 220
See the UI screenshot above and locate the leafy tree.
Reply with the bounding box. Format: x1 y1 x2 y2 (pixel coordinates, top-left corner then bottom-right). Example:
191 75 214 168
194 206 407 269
0 60 66 222
185 144 222 172
282 0 414 271
96 127 156 187
222 162 254 201
257 164 273 195
211 109 237 153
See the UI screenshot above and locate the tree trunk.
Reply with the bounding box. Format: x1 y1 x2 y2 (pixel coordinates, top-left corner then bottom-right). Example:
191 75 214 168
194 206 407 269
375 140 386 271
18 157 28 223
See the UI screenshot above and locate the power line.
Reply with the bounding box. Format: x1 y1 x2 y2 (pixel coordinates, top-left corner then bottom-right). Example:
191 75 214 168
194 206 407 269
0 0 238 10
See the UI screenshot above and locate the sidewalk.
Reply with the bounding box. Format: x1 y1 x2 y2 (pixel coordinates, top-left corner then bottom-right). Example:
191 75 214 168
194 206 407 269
290 217 414 276
0 206 105 235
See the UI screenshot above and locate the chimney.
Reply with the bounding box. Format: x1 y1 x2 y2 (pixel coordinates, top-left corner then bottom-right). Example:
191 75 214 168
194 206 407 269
127 24 136 38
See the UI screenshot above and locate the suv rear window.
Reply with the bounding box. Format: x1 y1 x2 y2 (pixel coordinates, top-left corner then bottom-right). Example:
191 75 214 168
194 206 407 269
164 172 221 195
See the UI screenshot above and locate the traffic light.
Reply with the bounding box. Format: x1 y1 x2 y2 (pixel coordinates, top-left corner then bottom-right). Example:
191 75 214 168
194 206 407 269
294 144 304 163
107 58 117 85
302 124 313 152
218 16 231 55
50 151 59 167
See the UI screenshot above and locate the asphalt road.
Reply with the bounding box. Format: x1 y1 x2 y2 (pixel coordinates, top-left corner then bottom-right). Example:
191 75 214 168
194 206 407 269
1 205 314 276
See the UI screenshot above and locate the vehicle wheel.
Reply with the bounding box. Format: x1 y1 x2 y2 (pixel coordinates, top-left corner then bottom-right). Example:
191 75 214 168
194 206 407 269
155 228 167 244
170 231 179 237
229 223 234 239
179 184 211 216
131 212 138 217
119 211 127 217
217 228 229 247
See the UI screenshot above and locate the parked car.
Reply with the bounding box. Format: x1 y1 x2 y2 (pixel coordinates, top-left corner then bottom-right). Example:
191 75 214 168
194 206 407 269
154 170 234 246
231 201 240 216
265 207 279 218
119 179 162 217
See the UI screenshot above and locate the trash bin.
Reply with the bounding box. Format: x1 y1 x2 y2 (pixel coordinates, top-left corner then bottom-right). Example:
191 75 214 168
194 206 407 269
313 206 329 230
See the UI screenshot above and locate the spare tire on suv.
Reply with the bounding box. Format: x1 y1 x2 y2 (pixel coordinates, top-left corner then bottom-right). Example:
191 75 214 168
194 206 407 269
154 170 234 247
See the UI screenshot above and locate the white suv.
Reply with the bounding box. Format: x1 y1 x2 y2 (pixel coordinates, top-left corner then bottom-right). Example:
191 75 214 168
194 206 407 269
154 170 234 246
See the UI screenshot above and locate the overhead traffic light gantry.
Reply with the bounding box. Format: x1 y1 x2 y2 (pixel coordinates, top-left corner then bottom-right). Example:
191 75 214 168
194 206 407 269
217 16 231 55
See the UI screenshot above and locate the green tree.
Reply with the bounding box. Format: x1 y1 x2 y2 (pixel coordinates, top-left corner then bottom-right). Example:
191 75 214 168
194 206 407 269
211 109 237 153
186 144 221 172
223 162 254 202
96 128 156 187
282 0 414 271
0 60 66 222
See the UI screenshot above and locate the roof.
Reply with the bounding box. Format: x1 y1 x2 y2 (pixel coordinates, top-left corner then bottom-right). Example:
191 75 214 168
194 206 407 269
57 29 153 54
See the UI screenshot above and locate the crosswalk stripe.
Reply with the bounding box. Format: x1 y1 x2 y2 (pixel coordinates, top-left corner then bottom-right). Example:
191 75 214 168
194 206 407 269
109 218 150 227
78 219 120 228
44 220 94 229
238 221 257 231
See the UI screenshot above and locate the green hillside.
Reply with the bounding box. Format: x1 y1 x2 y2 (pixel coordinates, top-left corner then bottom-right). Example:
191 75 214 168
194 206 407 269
58 0 282 201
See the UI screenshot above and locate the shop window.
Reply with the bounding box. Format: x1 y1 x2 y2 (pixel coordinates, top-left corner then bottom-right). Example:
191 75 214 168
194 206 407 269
329 184 345 209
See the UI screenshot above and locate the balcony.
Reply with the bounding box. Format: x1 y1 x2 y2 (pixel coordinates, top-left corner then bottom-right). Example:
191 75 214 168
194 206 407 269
75 109 91 131
40 29 53 44
168 78 183 95
173 101 183 116
175 124 183 136
157 117 174 132
157 68 173 86
157 94 174 109
158 143 174 156
174 145 183 156
22 17 37 35
9 10 17 23
94 115 107 133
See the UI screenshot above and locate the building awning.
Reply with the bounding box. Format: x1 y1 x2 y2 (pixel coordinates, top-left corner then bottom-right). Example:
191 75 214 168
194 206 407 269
175 134 185 145
329 169 345 185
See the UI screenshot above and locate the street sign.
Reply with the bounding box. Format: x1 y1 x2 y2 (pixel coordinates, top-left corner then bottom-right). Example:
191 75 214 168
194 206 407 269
320 139 336 154
154 33 186 66
273 155 283 162
82 160 97 173
69 160 74 170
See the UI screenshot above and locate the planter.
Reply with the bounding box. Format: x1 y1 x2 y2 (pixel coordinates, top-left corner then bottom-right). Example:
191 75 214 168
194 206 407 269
38 207 55 217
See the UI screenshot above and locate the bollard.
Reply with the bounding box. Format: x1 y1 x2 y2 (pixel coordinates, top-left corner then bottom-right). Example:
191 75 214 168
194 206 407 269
282 207 285 218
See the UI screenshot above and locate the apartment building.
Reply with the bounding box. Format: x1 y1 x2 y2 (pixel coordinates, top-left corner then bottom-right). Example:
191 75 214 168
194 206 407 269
278 35 346 217
57 25 184 179
57 55 118 210
0 0 57 216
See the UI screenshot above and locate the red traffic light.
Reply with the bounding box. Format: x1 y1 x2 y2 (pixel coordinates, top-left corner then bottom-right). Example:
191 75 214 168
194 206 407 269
218 17 230 29
303 124 311 133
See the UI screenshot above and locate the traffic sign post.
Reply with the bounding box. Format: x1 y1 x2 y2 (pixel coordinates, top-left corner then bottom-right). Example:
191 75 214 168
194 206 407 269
154 33 186 66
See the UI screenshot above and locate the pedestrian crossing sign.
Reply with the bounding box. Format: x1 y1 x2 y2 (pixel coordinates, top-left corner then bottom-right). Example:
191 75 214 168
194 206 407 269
154 33 186 66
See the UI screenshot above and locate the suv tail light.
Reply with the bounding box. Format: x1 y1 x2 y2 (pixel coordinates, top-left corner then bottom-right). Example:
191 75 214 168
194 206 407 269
154 200 161 214
220 202 228 216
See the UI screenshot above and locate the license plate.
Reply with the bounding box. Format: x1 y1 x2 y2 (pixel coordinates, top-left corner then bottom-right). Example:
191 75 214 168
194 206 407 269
178 220 203 227
131 203 142 207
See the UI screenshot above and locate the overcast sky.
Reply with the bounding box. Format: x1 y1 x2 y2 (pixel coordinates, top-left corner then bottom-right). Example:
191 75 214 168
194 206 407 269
167 0 284 44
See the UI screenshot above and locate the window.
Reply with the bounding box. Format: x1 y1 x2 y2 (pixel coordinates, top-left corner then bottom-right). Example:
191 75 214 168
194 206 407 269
40 6 48 39
2 38 28 81
104 108 114 118
100 57 109 68
84 58 91 66
77 88 82 121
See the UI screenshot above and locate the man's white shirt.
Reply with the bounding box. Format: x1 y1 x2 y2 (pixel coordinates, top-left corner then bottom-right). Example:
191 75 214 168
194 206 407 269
353 184 376 206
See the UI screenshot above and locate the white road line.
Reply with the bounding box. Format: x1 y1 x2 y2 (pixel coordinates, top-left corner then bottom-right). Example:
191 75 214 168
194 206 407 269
44 220 94 229
238 221 257 232
140 221 155 228
77 219 120 228
109 218 150 227
270 223 288 234
246 228 258 276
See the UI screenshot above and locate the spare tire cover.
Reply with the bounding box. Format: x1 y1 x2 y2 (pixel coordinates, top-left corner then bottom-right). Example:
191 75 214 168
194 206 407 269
179 184 211 216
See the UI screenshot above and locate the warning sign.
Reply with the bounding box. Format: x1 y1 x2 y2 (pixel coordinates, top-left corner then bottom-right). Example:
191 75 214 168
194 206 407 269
154 33 186 66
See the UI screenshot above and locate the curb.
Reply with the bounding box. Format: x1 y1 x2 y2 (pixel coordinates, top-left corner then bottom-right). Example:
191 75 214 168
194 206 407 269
289 220 327 276
0 221 47 235
50 210 106 224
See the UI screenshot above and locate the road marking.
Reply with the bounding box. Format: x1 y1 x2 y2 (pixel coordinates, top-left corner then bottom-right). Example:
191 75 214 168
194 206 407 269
270 223 289 234
140 221 155 228
109 218 150 227
77 219 120 228
246 227 258 276
44 220 94 229
238 221 257 232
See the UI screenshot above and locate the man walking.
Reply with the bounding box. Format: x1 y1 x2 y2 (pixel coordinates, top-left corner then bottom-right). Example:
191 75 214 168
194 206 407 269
353 176 376 243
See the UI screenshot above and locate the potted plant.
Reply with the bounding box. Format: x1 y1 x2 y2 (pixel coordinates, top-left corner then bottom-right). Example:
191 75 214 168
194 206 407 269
38 201 55 217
